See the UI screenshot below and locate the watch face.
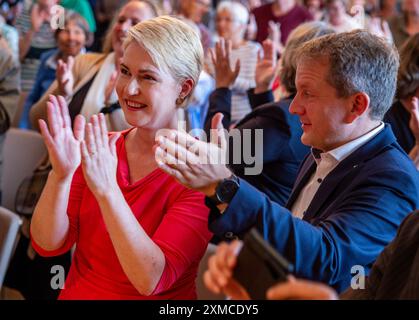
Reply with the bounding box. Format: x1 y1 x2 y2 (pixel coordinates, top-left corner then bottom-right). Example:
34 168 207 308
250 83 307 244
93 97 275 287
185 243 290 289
218 179 239 203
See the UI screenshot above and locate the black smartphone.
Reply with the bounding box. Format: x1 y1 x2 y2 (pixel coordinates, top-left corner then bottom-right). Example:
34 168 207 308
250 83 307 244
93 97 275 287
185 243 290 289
233 228 294 300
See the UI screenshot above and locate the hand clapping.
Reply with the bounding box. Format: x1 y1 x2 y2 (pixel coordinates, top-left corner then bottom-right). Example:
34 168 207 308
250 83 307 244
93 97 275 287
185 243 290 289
80 114 120 199
39 95 120 197
56 56 75 97
210 38 240 89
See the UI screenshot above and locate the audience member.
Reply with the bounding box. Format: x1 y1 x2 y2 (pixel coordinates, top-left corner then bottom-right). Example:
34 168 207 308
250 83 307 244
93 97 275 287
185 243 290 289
389 0 419 49
206 1 261 124
15 0 58 93
0 14 18 58
155 30 419 292
303 0 325 20
252 0 313 45
19 11 91 129
385 33 419 166
178 0 213 54
30 15 213 300
324 0 362 32
60 0 96 33
0 35 19 202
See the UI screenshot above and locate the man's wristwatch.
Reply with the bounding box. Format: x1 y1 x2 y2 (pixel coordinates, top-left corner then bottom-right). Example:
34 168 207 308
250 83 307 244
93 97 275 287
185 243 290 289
208 174 240 205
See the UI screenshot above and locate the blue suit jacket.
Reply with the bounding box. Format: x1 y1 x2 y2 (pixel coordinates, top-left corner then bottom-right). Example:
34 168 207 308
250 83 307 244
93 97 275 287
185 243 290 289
208 124 419 292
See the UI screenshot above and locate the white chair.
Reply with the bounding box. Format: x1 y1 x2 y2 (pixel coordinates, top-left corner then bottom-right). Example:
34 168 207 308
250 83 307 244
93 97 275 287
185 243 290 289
0 206 22 291
1 128 47 211
196 243 225 300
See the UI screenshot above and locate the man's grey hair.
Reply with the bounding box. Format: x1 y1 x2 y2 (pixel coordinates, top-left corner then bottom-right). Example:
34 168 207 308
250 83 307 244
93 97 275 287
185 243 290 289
296 30 400 120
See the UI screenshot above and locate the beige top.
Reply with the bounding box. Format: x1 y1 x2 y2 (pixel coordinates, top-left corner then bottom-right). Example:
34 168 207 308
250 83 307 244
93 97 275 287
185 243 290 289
29 52 129 132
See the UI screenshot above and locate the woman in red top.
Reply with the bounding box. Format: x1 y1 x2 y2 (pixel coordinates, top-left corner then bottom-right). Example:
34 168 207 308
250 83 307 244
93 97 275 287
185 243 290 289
30 16 213 299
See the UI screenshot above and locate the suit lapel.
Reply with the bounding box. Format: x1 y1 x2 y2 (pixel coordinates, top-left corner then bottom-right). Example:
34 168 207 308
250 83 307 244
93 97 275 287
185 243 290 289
288 125 397 219
302 159 361 221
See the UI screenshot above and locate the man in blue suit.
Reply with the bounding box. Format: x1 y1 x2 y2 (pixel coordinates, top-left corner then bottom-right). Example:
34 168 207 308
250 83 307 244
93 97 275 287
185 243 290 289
155 30 419 293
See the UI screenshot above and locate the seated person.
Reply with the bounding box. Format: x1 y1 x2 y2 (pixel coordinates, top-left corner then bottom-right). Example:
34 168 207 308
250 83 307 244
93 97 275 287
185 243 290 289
252 0 313 45
323 0 362 33
384 33 419 168
30 16 213 300
155 30 419 292
388 0 419 49
19 11 91 129
0 35 19 202
205 1 261 124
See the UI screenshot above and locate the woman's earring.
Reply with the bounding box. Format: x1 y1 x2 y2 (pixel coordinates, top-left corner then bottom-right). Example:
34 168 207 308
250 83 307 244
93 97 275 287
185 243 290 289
176 96 184 106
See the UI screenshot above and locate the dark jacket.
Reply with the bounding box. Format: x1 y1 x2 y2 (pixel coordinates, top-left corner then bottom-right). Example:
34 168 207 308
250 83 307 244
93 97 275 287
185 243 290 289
208 125 419 292
384 100 415 154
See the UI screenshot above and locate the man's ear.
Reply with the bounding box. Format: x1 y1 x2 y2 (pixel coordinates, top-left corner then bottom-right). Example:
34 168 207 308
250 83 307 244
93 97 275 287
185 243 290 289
345 92 370 123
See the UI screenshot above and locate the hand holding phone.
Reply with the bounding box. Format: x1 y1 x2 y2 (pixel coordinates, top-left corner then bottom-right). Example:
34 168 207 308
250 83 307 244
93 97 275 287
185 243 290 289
233 228 294 299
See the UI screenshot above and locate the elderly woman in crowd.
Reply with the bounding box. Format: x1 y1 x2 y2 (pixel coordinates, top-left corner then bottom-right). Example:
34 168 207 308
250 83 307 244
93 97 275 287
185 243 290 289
206 0 261 124
30 1 157 132
324 0 362 32
30 15 213 300
384 33 419 169
19 11 92 129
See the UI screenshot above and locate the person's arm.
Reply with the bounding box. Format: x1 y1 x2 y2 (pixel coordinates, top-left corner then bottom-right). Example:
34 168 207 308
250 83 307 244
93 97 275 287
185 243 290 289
18 3 48 61
246 39 277 109
204 88 233 136
30 96 85 252
203 39 240 134
247 88 275 109
207 168 417 290
18 30 34 62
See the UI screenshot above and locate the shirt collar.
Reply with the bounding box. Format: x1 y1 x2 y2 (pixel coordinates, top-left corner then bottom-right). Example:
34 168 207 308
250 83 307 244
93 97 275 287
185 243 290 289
311 122 385 164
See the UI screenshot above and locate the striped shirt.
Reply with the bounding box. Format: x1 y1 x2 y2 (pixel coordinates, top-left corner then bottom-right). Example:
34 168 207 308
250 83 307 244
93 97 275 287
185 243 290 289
15 0 56 50
15 0 56 92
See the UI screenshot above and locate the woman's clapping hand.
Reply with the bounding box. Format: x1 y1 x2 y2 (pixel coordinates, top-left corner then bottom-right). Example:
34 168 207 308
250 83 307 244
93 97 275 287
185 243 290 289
80 114 121 199
39 95 121 196
38 95 85 181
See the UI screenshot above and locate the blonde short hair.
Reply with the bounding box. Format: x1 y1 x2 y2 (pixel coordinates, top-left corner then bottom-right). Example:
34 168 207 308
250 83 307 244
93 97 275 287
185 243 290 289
124 15 203 107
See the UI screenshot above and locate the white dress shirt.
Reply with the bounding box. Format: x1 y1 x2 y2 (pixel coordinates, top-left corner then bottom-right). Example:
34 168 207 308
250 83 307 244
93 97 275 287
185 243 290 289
291 123 385 219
